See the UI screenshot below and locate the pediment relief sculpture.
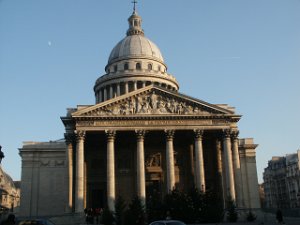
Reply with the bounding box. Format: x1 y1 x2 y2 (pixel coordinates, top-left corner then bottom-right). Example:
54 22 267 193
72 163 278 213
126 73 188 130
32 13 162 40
83 90 222 116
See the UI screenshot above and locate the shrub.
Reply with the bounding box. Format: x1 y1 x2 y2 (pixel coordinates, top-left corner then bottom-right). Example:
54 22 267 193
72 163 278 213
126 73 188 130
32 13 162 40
226 197 238 222
246 210 256 222
101 207 115 225
201 190 223 223
163 189 194 223
115 195 127 225
124 196 146 225
147 189 164 222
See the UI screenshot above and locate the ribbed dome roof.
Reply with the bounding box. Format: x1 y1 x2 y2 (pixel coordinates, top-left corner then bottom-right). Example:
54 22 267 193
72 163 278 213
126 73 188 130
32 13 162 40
107 10 164 65
108 35 164 64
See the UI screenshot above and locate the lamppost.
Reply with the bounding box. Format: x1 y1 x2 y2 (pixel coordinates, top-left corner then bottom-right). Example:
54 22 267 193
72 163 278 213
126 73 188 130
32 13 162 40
0 146 5 164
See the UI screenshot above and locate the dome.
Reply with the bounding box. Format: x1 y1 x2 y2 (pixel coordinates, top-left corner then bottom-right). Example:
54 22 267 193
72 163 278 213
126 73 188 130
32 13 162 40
108 35 164 64
94 9 179 103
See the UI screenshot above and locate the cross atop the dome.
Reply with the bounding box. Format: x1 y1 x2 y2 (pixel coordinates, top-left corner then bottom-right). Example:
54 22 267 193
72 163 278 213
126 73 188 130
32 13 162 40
132 0 138 12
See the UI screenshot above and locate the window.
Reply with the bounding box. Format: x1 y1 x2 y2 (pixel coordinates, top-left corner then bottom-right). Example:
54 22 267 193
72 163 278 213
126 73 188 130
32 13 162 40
124 63 129 70
114 65 117 72
158 65 161 71
148 64 152 70
136 62 141 70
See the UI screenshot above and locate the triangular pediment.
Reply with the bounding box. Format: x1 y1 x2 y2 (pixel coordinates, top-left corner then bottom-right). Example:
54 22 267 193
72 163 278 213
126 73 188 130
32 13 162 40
72 86 235 117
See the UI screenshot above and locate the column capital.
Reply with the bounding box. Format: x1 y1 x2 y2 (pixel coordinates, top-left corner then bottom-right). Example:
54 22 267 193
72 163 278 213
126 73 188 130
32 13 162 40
231 130 239 140
105 130 116 140
194 129 204 140
135 130 147 140
222 129 231 139
75 130 86 141
165 130 175 140
64 133 75 144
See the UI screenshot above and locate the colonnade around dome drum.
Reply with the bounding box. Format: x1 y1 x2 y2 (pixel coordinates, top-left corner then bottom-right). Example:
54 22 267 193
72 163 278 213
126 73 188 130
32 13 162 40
95 80 177 103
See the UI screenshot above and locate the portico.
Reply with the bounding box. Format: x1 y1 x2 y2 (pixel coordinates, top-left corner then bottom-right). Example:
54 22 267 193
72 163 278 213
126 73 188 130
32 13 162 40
62 86 242 212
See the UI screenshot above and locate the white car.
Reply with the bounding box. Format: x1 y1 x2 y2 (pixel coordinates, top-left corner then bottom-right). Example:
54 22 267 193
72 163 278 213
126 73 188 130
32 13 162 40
149 220 186 225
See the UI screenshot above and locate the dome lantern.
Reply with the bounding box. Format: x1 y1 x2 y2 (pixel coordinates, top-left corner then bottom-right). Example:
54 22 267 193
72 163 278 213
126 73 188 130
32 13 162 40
127 10 144 36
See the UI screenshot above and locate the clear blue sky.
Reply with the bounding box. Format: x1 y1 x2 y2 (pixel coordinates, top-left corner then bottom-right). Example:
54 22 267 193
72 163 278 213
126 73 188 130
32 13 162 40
0 0 299 183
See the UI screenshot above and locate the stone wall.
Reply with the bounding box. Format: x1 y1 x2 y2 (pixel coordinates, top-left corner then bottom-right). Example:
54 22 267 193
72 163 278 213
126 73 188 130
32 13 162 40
19 140 67 216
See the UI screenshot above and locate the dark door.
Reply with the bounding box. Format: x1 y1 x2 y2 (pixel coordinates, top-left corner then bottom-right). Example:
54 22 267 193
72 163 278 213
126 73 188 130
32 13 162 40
91 189 104 209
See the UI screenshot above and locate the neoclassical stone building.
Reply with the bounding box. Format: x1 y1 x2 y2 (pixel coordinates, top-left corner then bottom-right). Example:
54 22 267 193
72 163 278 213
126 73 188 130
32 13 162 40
19 8 260 216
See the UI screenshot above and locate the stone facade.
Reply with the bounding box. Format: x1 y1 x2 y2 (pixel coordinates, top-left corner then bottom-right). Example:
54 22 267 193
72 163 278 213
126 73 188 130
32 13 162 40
263 150 300 209
19 141 67 216
19 8 261 217
0 166 20 213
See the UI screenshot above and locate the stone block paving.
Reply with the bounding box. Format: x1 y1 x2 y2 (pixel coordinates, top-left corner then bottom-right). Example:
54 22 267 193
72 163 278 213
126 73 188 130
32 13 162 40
196 216 300 225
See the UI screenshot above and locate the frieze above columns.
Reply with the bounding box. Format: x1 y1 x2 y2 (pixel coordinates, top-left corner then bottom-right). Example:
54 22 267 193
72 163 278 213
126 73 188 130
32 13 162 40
75 119 232 128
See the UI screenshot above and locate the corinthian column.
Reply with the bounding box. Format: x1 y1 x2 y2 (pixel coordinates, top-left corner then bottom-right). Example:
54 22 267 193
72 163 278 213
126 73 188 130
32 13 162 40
117 83 120 96
109 86 113 99
65 133 74 212
165 130 175 193
133 81 137 91
75 130 85 212
136 130 146 205
104 88 107 101
194 129 205 192
223 129 236 201
231 130 243 207
106 130 116 211
99 90 102 103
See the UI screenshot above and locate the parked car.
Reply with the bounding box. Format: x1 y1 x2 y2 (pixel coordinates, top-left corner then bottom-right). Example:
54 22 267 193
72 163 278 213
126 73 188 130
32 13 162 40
149 220 186 225
16 218 55 225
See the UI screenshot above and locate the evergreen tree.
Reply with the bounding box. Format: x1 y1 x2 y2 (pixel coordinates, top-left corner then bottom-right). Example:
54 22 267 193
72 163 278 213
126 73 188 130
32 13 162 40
226 197 238 222
115 195 127 225
163 189 194 223
246 210 256 222
101 207 115 225
201 190 223 223
188 188 204 222
124 196 146 225
146 189 164 222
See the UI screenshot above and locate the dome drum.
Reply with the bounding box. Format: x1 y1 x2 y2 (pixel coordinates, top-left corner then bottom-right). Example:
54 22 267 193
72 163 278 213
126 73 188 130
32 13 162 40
94 75 179 103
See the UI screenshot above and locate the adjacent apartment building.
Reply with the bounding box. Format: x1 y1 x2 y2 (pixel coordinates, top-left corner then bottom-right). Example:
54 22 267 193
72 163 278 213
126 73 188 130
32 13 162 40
263 150 300 209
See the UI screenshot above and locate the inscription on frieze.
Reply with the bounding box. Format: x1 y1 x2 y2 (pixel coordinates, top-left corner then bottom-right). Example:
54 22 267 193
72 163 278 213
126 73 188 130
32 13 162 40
76 120 214 127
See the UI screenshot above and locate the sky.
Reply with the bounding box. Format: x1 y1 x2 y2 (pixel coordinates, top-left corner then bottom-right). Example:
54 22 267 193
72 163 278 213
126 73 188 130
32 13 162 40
0 0 299 183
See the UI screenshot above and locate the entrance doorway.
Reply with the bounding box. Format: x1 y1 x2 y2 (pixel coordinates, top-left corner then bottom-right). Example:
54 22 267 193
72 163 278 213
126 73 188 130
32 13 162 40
90 189 104 209
146 180 163 200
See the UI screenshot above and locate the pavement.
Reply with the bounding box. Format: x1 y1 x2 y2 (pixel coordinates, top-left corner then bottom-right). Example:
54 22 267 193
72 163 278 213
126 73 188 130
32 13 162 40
195 213 300 225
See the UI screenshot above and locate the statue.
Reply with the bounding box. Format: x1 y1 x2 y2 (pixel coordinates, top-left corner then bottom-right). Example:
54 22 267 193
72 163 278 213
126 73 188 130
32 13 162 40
0 146 5 164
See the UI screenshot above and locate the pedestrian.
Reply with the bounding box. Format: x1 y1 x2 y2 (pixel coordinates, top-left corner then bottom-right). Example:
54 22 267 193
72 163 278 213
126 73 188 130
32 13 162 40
276 209 283 224
1 214 15 225
165 211 171 220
